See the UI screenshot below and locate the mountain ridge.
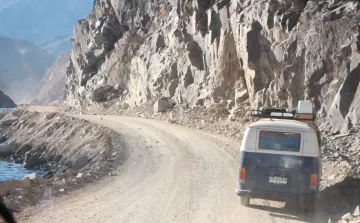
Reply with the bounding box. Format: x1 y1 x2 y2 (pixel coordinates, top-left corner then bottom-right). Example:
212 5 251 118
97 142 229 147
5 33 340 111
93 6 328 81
40 36 72 56
30 50 71 105
0 0 93 54
0 36 55 102
0 90 16 108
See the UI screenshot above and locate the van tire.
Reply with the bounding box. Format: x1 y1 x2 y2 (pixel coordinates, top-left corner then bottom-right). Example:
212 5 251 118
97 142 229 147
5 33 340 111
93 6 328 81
240 196 250 207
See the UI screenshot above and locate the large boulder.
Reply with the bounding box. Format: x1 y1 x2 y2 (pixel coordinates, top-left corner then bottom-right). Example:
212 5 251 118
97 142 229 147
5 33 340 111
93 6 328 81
154 97 175 113
72 155 89 170
92 86 115 102
24 156 45 169
24 148 46 169
0 140 16 157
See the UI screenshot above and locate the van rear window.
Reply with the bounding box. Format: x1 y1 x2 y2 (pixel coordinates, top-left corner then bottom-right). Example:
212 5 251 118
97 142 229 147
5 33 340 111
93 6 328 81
259 131 301 152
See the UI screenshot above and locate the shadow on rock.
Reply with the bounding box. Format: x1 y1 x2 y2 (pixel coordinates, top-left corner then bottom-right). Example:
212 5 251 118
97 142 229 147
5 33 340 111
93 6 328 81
319 176 360 217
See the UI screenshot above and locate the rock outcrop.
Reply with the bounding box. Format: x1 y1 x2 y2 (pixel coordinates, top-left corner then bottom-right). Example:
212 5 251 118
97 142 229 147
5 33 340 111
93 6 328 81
29 51 71 105
0 110 126 212
0 90 16 108
0 140 16 157
1 114 18 126
64 0 360 134
154 96 175 113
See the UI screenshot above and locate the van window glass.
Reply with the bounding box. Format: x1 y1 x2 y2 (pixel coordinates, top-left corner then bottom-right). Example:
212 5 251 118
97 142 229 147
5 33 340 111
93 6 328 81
259 131 301 152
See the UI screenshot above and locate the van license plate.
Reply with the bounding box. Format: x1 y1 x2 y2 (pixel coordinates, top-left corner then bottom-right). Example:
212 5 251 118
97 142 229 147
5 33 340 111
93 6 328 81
269 176 287 185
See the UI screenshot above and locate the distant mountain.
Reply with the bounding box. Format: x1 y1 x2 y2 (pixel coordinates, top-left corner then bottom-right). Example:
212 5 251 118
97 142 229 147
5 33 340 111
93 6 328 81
40 36 72 57
30 51 71 105
0 0 93 53
0 90 16 108
0 91 16 108
0 36 55 103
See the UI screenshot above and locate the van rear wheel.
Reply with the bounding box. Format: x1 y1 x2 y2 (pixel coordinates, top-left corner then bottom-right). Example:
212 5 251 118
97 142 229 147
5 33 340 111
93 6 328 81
240 196 250 207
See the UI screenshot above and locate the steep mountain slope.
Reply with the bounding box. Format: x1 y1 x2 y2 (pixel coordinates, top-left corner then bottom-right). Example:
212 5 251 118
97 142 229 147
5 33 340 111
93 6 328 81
64 0 360 134
0 90 16 108
29 51 71 105
40 36 72 57
0 0 93 52
0 36 55 102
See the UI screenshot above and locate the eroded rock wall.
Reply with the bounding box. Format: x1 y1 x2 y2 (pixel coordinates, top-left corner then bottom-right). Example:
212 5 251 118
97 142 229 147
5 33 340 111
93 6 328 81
64 0 360 133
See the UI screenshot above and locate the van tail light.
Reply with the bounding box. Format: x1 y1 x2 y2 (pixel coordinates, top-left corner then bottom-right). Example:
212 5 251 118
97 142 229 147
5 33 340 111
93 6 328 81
310 174 317 190
239 167 246 184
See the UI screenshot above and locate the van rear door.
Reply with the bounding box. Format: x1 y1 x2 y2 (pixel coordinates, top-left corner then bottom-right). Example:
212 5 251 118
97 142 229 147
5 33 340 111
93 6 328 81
249 130 308 194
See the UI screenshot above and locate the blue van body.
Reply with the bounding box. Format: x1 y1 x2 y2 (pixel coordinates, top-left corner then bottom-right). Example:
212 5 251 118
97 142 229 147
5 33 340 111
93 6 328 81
236 152 321 201
235 119 321 204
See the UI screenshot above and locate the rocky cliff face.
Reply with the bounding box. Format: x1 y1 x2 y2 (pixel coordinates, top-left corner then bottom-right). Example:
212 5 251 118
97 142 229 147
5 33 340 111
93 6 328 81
30 51 71 105
64 0 360 133
0 90 16 108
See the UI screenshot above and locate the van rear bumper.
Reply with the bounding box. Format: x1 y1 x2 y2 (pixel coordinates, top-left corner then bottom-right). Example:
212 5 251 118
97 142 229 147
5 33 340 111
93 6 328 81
235 188 318 202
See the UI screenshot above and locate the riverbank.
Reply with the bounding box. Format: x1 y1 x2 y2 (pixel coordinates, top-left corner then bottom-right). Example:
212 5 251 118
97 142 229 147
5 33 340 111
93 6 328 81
0 160 45 181
0 110 127 212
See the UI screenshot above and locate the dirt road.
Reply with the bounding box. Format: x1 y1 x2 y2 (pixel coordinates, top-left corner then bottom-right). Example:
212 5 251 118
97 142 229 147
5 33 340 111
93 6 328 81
18 114 327 223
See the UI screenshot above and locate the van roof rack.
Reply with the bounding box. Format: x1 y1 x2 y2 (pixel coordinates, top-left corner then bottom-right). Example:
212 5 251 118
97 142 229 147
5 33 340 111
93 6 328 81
251 109 315 121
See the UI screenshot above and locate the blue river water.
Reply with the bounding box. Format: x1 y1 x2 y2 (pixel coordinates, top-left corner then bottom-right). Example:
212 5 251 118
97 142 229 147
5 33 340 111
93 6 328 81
1 108 45 181
0 161 45 181
0 108 15 112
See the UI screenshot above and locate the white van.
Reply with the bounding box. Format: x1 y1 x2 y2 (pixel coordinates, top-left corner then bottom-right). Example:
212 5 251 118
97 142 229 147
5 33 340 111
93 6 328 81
236 104 321 210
